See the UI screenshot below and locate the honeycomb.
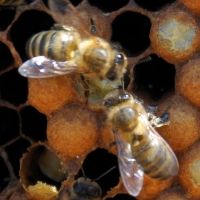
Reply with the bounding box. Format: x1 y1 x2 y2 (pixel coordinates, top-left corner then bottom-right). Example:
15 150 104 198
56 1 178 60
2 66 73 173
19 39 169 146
0 0 200 200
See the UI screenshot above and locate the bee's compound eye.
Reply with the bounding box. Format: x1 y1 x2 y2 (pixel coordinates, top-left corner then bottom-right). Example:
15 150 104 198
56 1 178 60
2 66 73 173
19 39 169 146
115 53 125 65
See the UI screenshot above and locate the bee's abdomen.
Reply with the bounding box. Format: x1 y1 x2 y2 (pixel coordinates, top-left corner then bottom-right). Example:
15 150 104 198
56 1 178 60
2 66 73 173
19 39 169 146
26 30 80 61
132 132 178 180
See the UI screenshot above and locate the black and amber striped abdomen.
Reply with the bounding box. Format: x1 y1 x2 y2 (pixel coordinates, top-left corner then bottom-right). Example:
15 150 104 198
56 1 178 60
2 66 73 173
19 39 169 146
26 30 80 61
131 129 178 180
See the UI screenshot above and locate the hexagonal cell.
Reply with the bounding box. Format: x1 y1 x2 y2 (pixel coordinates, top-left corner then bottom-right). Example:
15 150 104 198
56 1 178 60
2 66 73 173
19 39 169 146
0 155 10 192
133 54 175 100
111 11 151 56
20 144 66 191
0 68 28 105
0 107 19 145
9 10 55 60
88 0 129 13
5 138 31 176
77 148 119 196
20 106 47 141
0 9 15 30
0 42 14 71
106 194 136 200
134 0 176 11
150 9 200 64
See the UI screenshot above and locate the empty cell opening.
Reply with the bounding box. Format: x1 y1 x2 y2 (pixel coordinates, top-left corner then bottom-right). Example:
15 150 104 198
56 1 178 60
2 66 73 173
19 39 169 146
0 156 10 192
0 9 15 30
69 0 83 6
133 54 175 100
0 107 19 146
77 148 119 195
9 10 54 60
106 194 136 200
5 138 31 176
20 106 47 141
88 0 129 13
0 42 14 71
111 11 151 56
135 0 176 11
20 145 64 189
0 68 28 105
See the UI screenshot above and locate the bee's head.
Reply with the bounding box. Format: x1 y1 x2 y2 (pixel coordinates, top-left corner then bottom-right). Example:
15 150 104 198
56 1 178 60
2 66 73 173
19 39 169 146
73 178 102 199
80 37 127 81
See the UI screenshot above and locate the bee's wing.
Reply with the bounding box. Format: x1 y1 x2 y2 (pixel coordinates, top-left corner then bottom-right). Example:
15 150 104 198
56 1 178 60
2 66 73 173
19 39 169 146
18 56 79 78
115 130 144 197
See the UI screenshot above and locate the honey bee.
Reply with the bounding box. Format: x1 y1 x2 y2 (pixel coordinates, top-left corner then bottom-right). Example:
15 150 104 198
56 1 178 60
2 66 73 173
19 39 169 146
57 177 102 200
103 89 179 197
18 24 127 83
57 165 116 200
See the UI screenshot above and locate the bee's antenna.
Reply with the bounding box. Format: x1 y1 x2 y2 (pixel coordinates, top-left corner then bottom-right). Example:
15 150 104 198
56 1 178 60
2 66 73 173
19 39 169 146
80 166 87 179
93 166 116 181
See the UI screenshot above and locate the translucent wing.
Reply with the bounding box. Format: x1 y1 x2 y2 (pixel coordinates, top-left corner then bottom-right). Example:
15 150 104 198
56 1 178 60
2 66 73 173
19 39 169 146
18 56 79 78
115 130 144 197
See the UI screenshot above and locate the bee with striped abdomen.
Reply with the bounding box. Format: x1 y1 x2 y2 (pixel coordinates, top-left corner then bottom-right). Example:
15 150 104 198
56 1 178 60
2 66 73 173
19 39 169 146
18 24 127 82
103 89 179 197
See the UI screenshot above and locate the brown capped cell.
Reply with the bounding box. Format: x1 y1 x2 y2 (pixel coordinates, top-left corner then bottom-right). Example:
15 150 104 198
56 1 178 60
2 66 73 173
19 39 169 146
28 74 86 116
179 142 200 199
20 143 67 200
47 104 98 160
176 58 200 108
180 0 200 15
157 94 200 152
150 9 200 64
156 187 188 200
99 122 116 155
137 175 173 200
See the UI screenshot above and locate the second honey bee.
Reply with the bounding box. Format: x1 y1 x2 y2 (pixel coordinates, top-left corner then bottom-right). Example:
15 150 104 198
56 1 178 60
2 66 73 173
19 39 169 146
57 178 102 200
103 89 179 197
18 24 127 82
